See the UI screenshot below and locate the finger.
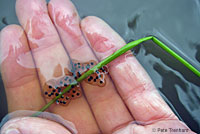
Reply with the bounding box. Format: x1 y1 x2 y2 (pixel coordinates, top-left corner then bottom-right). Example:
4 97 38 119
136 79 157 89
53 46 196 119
48 0 133 133
1 117 72 134
0 25 45 112
15 0 98 133
81 16 177 123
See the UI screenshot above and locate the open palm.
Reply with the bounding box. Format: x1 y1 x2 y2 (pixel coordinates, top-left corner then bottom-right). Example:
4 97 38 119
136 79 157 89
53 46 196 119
0 0 194 133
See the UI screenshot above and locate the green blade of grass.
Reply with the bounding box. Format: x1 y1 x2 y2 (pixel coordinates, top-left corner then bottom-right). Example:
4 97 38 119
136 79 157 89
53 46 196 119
32 36 200 117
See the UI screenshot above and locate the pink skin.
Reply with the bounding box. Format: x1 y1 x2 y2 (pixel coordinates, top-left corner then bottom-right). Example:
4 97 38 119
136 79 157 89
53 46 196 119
48 1 85 52
16 0 70 82
113 120 192 134
0 25 45 112
81 16 175 121
86 32 116 53
15 0 100 133
0 25 35 88
1 117 72 134
81 16 196 133
48 0 96 62
48 0 133 133
0 0 195 133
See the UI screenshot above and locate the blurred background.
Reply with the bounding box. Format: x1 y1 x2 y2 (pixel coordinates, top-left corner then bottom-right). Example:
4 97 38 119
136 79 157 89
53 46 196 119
0 0 200 133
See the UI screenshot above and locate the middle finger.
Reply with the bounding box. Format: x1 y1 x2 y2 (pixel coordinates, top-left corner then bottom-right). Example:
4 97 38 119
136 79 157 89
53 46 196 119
48 0 133 133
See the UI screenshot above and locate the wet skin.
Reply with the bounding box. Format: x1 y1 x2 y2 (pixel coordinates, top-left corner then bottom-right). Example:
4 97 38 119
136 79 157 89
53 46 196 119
0 0 195 133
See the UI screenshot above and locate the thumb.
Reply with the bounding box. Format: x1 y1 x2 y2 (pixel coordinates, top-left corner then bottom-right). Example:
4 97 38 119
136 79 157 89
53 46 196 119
1 117 72 134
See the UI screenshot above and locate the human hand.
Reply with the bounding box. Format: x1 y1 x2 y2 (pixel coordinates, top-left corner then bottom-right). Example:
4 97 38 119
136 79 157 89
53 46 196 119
0 0 195 133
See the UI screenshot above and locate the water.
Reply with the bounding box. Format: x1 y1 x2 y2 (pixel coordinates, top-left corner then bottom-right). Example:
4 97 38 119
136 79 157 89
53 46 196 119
0 0 200 133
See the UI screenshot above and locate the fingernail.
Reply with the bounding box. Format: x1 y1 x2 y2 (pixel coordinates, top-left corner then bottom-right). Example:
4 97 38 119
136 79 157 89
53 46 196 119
5 128 21 134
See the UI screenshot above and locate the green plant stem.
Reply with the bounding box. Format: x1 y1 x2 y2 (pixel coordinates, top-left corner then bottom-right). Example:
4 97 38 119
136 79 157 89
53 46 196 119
152 37 200 77
32 36 200 117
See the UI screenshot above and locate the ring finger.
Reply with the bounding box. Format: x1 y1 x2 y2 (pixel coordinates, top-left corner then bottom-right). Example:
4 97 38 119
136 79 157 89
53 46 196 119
16 0 99 133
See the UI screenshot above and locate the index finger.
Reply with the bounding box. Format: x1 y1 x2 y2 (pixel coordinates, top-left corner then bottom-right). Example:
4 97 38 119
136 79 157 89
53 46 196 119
81 16 178 123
